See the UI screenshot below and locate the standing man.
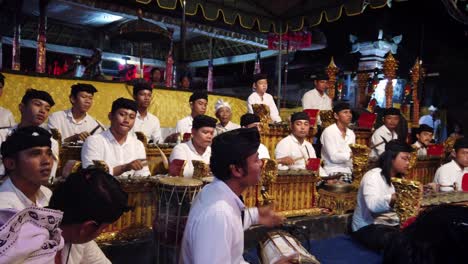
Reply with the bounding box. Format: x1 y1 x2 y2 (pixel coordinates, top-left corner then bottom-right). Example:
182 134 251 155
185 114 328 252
247 73 282 123
320 102 356 182
132 81 162 143
214 99 240 136
175 90 208 135
0 73 16 129
301 72 332 111
240 113 270 159
370 108 400 159
81 98 150 177
48 83 103 143
180 128 286 263
419 105 442 142
169 115 216 177
412 124 434 158
0 126 54 209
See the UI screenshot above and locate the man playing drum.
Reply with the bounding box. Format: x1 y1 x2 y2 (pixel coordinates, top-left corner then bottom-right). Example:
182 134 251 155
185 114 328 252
81 98 149 177
180 128 289 263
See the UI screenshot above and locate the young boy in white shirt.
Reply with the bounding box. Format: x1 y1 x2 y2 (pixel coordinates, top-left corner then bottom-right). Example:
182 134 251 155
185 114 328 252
247 73 281 123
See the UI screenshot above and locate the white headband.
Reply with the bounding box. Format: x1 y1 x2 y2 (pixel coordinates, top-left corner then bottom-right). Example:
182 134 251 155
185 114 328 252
215 99 231 112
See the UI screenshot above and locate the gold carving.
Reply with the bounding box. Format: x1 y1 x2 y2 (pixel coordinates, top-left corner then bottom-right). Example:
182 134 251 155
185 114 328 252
391 177 423 226
350 144 370 188
192 160 211 180
253 103 272 133
317 188 357 215
319 110 335 129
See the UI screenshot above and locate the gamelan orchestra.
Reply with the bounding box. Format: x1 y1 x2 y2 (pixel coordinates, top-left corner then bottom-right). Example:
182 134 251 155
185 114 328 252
0 71 467 264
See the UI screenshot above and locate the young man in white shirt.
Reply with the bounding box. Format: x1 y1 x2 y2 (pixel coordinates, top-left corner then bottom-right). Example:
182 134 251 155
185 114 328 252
433 137 468 192
275 112 318 170
81 98 150 177
247 73 282 123
131 81 162 143
48 83 103 143
180 128 287 264
0 126 54 209
214 99 240 136
320 102 356 182
352 140 413 252
175 90 208 135
301 72 332 111
370 107 400 159
412 124 434 158
169 115 216 177
48 168 130 264
240 113 270 159
0 73 16 129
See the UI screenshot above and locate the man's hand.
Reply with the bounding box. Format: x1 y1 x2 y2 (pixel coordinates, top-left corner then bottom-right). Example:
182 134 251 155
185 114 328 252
258 205 285 227
278 156 295 166
65 132 91 142
125 159 145 172
164 133 179 143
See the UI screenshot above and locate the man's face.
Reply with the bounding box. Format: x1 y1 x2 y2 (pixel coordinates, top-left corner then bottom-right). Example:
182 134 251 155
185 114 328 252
291 120 310 139
254 79 268 95
191 99 207 116
181 77 190 89
383 115 400 130
239 152 263 187
109 109 136 135
71 91 94 113
454 148 468 167
216 107 232 125
5 146 53 186
416 131 433 146
392 152 411 175
192 127 214 149
152 70 161 82
134 90 152 109
246 122 261 133
334 109 353 125
314 80 328 94
19 99 52 126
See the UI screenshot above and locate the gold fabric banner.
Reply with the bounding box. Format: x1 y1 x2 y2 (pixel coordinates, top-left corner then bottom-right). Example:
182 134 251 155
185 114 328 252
0 73 247 127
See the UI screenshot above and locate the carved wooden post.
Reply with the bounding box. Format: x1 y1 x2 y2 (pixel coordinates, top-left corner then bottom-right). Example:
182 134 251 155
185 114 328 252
356 72 370 107
36 0 49 73
410 58 422 126
382 53 398 108
326 57 339 101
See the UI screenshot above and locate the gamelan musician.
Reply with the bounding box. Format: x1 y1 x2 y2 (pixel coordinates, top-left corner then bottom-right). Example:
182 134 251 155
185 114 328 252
412 124 434 158
247 73 282 123
433 137 468 192
81 98 149 177
352 140 414 252
175 90 208 135
301 72 332 112
48 83 103 143
370 107 400 160
169 115 216 177
214 99 240 136
131 81 162 143
240 113 270 159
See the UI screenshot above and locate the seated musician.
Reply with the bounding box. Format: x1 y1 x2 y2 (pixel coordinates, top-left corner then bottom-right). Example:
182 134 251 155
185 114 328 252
169 115 216 177
48 83 103 143
433 137 468 192
275 112 319 170
48 168 129 264
247 73 282 123
352 140 414 252
131 81 162 143
240 113 270 159
301 72 332 111
412 124 434 158
0 126 54 209
81 98 150 177
370 107 400 159
0 89 59 178
180 128 286 263
0 73 16 129
214 99 240 136
320 102 356 183
175 90 208 135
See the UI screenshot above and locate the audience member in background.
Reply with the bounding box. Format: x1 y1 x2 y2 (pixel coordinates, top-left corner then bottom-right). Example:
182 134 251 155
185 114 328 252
131 81 162 143
214 99 240 136
150 67 164 88
179 76 191 90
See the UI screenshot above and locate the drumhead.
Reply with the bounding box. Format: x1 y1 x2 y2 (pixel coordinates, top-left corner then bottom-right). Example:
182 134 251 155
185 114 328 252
158 177 202 187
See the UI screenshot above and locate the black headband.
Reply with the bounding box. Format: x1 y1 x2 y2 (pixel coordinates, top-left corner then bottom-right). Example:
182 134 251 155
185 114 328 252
1 126 52 158
291 112 310 123
193 115 217 129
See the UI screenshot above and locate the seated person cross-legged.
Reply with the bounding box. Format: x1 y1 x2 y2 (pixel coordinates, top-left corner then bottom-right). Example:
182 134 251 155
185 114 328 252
433 137 468 192
352 140 414 252
81 98 150 177
169 115 217 177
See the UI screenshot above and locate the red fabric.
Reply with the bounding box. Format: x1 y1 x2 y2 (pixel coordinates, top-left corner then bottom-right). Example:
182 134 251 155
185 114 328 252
306 158 321 171
183 133 192 142
401 216 417 230
303 109 320 127
169 159 186 176
427 144 444 156
357 112 377 129
267 31 312 51
462 173 468 192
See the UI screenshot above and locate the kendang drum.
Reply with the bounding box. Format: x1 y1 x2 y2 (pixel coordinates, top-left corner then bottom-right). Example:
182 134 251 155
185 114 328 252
259 230 320 264
155 177 202 262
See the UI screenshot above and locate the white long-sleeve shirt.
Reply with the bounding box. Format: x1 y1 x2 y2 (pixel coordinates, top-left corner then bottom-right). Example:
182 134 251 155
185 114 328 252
175 115 193 134
48 109 103 142
247 92 281 122
132 111 162 143
352 168 398 231
81 130 150 176
433 160 467 192
0 107 15 128
180 178 259 264
275 134 316 167
370 125 398 159
169 140 211 177
320 123 355 174
301 89 332 111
